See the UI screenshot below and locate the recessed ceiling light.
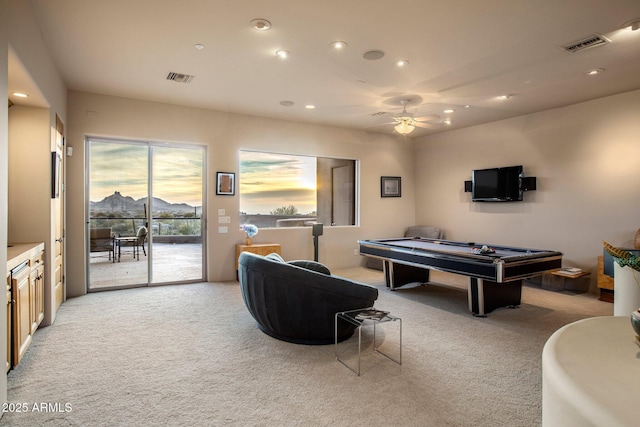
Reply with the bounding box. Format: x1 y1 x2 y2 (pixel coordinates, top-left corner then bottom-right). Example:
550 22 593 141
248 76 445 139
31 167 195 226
586 68 605 76
251 18 271 31
280 101 295 107
497 94 512 100
464 105 471 108
275 50 289 58
12 92 28 98
305 105 316 110
330 41 348 49
443 109 455 114
395 60 409 67
443 120 452 125
194 44 205 50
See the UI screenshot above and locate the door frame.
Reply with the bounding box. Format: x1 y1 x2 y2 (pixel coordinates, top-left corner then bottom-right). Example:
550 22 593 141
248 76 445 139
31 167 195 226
84 137 207 291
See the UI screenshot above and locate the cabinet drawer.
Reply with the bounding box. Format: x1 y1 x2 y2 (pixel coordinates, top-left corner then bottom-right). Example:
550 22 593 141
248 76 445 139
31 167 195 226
30 250 45 268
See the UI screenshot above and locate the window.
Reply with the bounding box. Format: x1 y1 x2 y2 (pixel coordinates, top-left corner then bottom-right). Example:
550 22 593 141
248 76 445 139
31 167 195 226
239 151 357 228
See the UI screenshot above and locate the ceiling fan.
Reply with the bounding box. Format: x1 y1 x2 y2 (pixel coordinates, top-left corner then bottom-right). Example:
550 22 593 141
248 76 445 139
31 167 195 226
381 99 441 135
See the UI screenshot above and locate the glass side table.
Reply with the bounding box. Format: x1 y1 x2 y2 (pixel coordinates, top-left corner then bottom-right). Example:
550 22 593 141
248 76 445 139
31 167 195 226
334 307 402 376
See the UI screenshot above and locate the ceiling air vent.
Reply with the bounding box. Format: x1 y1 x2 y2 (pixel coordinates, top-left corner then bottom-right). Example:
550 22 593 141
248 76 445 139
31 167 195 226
563 34 611 53
166 72 194 83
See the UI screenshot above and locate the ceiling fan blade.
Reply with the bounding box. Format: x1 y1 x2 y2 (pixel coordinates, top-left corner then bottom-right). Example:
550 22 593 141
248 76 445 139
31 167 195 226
369 121 397 127
414 122 440 129
414 114 441 121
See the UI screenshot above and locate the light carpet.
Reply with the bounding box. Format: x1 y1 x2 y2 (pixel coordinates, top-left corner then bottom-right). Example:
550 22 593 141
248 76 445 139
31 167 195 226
1 268 611 426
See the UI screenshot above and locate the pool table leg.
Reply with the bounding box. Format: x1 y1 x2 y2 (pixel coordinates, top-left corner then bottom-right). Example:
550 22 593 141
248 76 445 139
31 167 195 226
383 261 431 290
468 278 522 316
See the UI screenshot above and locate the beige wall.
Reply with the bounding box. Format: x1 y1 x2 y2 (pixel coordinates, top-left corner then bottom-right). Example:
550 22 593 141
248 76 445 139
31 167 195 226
8 106 51 242
414 89 640 291
65 91 417 297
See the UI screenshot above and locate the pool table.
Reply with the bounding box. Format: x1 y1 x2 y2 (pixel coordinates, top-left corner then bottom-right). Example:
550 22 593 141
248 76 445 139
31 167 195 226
359 237 563 316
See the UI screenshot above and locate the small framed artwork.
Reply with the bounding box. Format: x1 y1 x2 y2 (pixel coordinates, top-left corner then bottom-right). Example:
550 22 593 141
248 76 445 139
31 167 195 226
381 176 401 198
216 172 235 196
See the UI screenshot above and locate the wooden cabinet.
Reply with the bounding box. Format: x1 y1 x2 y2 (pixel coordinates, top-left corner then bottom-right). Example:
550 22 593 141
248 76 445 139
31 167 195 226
12 261 32 367
7 242 45 369
29 250 45 334
235 243 281 270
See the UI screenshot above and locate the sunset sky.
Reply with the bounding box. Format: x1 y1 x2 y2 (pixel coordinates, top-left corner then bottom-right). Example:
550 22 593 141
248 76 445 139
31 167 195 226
240 151 316 215
89 141 316 215
89 141 204 207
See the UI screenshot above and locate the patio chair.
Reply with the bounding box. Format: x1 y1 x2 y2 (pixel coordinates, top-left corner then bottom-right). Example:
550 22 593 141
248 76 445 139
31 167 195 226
117 226 148 261
136 226 148 256
90 227 114 260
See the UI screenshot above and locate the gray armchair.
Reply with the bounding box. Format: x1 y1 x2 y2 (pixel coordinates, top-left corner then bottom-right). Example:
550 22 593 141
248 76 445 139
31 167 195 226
405 225 444 239
238 252 378 345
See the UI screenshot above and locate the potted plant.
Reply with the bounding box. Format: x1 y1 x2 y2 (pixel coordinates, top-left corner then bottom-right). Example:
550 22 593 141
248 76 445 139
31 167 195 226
603 242 640 334
241 224 259 245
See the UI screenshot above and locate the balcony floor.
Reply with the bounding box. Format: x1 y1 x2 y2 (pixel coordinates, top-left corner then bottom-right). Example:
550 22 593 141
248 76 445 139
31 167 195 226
89 242 203 290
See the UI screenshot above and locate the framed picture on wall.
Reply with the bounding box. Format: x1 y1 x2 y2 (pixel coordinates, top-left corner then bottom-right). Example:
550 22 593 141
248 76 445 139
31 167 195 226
216 172 235 196
381 176 401 198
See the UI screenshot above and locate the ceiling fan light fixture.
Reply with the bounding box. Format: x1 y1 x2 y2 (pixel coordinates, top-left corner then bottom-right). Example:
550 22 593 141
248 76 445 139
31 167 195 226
622 18 640 31
394 121 415 135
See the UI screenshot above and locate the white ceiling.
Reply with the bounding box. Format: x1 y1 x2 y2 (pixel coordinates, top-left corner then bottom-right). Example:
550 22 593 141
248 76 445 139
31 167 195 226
9 0 640 136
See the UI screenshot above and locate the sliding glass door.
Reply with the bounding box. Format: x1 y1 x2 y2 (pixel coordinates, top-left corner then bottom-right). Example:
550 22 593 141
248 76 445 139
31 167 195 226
150 145 204 284
87 138 205 290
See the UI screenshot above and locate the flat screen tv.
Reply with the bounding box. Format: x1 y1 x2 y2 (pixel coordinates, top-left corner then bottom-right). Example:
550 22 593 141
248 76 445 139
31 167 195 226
472 165 523 202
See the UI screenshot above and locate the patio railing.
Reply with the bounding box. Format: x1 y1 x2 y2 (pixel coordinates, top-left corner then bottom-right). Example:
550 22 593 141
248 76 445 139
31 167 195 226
89 217 202 241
